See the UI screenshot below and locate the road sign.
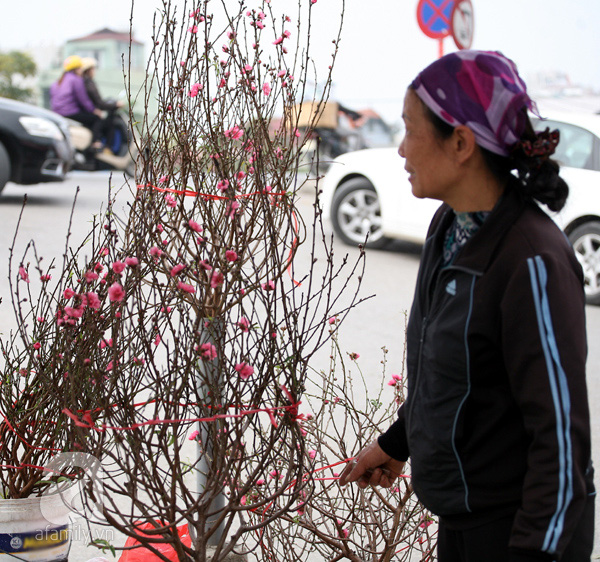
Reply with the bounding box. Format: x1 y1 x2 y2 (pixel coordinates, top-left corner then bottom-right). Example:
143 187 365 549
451 0 474 49
416 0 455 40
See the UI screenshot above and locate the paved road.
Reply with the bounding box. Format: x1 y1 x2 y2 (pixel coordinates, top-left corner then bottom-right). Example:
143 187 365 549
0 173 598 560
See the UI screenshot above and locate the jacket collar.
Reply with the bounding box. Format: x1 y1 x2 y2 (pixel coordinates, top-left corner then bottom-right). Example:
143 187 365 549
429 179 527 274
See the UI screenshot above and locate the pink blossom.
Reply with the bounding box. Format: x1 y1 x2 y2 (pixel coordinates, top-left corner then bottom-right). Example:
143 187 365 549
189 82 203 97
224 125 244 140
188 430 200 440
161 306 172 314
349 352 360 361
210 270 224 288
157 224 164 233
165 194 177 208
33 342 41 350
283 30 291 39
227 30 235 40
198 343 217 360
87 292 101 310
328 316 337 324
112 261 126 274
100 338 113 349
269 469 279 479
84 271 99 283
63 288 75 299
108 282 125 302
273 37 284 46
64 306 84 319
237 317 250 332
94 262 104 273
311 0 317 3
218 78 227 88
243 64 253 73
100 247 109 257
216 180 229 191
154 334 161 346
262 82 271 96
37 316 45 323
40 274 51 282
308 450 317 459
261 280 275 291
158 175 168 183
199 260 212 271
188 220 203 233
235 362 254 380
227 201 240 219
188 25 198 34
125 257 139 267
18 266 29 282
177 281 196 294
170 264 185 276
387 379 397 387
133 357 145 365
256 479 265 486
149 246 163 259
225 250 238 262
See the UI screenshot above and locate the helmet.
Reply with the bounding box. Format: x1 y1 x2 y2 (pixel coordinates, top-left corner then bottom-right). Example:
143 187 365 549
81 57 98 72
63 55 83 72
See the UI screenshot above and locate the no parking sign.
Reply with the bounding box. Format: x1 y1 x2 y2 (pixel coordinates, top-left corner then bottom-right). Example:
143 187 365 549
416 0 474 56
416 0 454 39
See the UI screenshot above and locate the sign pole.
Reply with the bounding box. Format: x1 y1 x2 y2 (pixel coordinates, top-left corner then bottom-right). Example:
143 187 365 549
438 38 444 58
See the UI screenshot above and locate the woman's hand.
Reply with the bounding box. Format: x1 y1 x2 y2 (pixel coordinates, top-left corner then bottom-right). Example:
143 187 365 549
339 440 405 489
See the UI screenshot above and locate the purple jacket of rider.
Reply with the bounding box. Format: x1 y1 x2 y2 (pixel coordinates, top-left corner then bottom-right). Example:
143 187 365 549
50 71 96 116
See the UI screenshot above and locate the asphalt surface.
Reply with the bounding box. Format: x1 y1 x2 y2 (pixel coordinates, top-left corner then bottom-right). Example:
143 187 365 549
0 172 598 560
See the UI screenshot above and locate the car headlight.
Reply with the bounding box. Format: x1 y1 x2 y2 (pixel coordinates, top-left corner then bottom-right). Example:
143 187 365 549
19 116 64 141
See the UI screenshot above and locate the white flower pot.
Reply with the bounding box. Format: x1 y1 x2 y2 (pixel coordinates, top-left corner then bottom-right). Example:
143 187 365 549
0 490 72 561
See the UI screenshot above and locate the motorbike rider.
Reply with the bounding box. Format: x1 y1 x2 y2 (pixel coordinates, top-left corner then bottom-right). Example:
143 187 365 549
50 55 104 151
81 58 127 154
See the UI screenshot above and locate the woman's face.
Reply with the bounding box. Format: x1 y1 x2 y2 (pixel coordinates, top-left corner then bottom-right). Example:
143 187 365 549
398 89 457 202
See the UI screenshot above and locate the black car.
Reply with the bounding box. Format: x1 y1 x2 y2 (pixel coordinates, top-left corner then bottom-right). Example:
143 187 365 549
0 97 75 194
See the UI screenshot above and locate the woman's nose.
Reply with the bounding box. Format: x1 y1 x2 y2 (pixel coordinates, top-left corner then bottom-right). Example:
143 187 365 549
398 138 405 158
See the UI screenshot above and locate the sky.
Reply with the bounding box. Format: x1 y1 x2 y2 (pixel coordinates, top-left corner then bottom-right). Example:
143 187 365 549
2 0 600 123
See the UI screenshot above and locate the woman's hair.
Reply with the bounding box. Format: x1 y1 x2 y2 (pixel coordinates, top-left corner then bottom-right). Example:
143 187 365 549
420 101 569 212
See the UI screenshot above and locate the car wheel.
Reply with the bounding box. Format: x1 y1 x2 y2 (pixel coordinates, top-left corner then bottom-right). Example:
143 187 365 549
330 177 388 249
0 141 11 194
568 222 600 306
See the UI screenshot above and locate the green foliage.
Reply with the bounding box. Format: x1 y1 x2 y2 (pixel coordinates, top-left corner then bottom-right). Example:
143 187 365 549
0 50 37 102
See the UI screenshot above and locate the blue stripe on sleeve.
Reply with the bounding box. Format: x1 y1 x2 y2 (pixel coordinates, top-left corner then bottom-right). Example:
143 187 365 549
527 256 573 554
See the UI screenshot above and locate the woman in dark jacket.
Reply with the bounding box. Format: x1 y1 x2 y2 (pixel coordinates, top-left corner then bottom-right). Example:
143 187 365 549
80 58 126 152
340 50 594 562
81 58 125 112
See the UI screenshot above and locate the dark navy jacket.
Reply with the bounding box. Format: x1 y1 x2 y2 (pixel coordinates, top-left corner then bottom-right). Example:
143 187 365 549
378 184 593 560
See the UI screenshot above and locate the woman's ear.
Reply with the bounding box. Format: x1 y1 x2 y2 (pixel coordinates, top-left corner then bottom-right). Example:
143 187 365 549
451 125 477 164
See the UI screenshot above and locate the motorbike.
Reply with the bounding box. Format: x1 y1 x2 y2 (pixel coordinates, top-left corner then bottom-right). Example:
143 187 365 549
68 106 138 177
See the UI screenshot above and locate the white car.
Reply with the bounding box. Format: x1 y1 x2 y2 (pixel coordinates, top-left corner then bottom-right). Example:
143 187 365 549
321 111 600 305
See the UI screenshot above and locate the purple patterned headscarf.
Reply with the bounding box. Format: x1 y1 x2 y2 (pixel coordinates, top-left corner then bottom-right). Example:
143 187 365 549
411 50 539 156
